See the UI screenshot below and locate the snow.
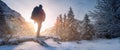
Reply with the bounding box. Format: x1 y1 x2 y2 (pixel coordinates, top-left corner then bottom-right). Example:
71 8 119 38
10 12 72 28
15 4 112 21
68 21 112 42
14 41 47 50
0 38 120 50
0 45 15 50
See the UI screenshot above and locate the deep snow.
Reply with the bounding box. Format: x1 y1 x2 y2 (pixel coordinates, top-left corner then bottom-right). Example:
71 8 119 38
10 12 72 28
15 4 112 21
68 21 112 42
0 38 120 50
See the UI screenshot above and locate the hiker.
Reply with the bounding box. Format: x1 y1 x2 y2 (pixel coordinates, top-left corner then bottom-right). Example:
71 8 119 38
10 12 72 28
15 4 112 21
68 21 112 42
31 5 45 38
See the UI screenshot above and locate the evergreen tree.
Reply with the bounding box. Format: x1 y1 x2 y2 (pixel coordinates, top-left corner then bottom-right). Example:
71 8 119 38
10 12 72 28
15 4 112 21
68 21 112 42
67 7 74 21
82 14 94 40
63 13 67 29
90 0 120 38
0 7 3 24
63 13 67 22
54 7 95 41
83 14 90 24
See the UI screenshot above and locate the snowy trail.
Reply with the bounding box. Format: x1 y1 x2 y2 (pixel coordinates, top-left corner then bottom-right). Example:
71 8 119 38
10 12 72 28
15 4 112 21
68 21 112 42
0 38 120 50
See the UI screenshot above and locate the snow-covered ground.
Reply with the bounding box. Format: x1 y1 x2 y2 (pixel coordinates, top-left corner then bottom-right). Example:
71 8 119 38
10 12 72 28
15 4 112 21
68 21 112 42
0 38 120 50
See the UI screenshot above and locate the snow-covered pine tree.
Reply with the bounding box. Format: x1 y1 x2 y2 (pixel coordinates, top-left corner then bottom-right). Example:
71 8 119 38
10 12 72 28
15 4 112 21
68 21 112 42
67 7 74 22
54 7 82 41
81 14 94 40
90 0 120 38
63 13 67 30
0 7 5 24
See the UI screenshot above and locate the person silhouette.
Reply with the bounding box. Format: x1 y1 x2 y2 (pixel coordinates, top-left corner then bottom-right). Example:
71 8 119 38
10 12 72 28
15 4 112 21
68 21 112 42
31 5 45 38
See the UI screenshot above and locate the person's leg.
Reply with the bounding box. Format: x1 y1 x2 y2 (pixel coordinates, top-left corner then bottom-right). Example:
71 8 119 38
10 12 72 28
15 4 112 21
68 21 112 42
37 22 42 38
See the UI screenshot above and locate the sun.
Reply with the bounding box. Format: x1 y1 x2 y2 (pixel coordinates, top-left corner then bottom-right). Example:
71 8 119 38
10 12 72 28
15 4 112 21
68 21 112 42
27 19 48 33
33 23 38 32
25 19 38 32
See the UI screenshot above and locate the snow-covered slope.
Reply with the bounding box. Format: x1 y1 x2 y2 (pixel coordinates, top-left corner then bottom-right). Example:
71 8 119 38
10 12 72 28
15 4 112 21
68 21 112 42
0 38 120 50
0 0 35 38
0 0 21 18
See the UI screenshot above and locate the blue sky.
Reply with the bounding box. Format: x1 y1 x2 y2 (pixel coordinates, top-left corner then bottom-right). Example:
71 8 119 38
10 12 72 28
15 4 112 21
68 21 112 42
2 0 96 31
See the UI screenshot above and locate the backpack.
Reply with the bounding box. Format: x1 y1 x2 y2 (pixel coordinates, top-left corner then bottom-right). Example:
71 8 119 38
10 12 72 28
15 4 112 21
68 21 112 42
31 6 39 21
31 6 45 22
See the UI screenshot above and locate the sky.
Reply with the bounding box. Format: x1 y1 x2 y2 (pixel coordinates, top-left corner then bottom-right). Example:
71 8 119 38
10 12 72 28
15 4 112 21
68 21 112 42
2 0 96 31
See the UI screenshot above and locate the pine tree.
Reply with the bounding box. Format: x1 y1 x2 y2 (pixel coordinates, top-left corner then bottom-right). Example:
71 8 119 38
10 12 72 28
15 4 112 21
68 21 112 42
63 14 67 22
63 13 67 29
81 14 94 40
0 7 5 24
54 7 83 41
90 0 120 38
67 7 74 21
83 14 90 24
